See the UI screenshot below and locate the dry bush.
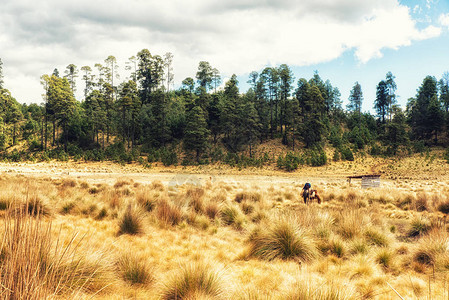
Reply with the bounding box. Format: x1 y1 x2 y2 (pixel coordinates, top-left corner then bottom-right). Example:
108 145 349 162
156 199 183 226
116 252 153 286
186 188 205 214
245 217 318 262
397 194 415 210
161 263 225 300
119 205 145 235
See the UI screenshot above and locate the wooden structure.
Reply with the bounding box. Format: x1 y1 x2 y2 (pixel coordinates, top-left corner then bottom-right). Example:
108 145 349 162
347 174 381 189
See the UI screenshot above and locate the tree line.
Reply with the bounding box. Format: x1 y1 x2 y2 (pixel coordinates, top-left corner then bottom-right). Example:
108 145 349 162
1 52 449 167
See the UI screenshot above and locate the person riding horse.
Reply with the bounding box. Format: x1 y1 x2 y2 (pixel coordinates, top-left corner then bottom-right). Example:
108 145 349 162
302 182 321 204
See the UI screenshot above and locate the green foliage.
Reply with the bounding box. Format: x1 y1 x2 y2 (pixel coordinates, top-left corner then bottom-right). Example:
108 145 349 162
277 152 301 171
339 146 354 161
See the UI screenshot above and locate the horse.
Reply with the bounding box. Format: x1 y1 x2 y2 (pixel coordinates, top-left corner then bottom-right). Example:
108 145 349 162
303 189 321 204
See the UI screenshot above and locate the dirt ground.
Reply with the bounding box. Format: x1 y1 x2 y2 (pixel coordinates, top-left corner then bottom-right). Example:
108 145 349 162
2 152 449 192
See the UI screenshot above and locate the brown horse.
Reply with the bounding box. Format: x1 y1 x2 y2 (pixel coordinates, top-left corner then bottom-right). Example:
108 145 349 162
303 189 321 204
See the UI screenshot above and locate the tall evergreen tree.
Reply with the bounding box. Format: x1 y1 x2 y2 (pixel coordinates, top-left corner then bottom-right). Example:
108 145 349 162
374 80 389 123
184 105 209 162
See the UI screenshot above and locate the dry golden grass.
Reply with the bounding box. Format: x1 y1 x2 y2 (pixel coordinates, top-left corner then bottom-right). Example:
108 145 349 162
2 155 449 298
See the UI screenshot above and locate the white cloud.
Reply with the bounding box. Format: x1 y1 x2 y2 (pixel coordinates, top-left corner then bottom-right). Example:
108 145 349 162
0 0 443 103
439 13 449 27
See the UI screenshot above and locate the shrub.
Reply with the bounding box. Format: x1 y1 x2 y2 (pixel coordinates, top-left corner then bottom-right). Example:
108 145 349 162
161 148 178 166
119 206 144 235
157 200 182 226
340 146 354 161
277 152 301 171
161 263 224 300
117 253 153 286
246 217 318 262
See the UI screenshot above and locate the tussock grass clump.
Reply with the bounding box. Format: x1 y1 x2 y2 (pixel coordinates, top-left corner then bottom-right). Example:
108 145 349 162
364 228 389 247
22 196 51 217
119 205 144 235
136 190 158 212
335 209 365 240
205 201 220 219
328 238 347 258
220 204 245 229
61 178 77 188
245 217 318 262
157 199 182 226
114 180 130 189
0 208 108 298
413 229 449 269
95 207 108 220
408 217 431 237
349 239 369 255
398 194 414 210
234 191 262 203
375 248 395 269
117 253 153 286
161 263 224 300
414 193 429 211
438 201 449 214
150 180 165 191
60 201 76 215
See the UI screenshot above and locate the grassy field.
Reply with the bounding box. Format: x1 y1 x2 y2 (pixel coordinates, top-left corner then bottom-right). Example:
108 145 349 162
1 154 449 299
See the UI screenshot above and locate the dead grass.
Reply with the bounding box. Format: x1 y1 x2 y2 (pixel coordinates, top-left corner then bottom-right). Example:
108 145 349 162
1 158 449 299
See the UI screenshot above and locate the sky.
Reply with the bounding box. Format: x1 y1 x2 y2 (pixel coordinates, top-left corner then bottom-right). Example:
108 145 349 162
1 0 449 113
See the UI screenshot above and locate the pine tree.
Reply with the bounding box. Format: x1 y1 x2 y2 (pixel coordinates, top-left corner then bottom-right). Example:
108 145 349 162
184 105 209 162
